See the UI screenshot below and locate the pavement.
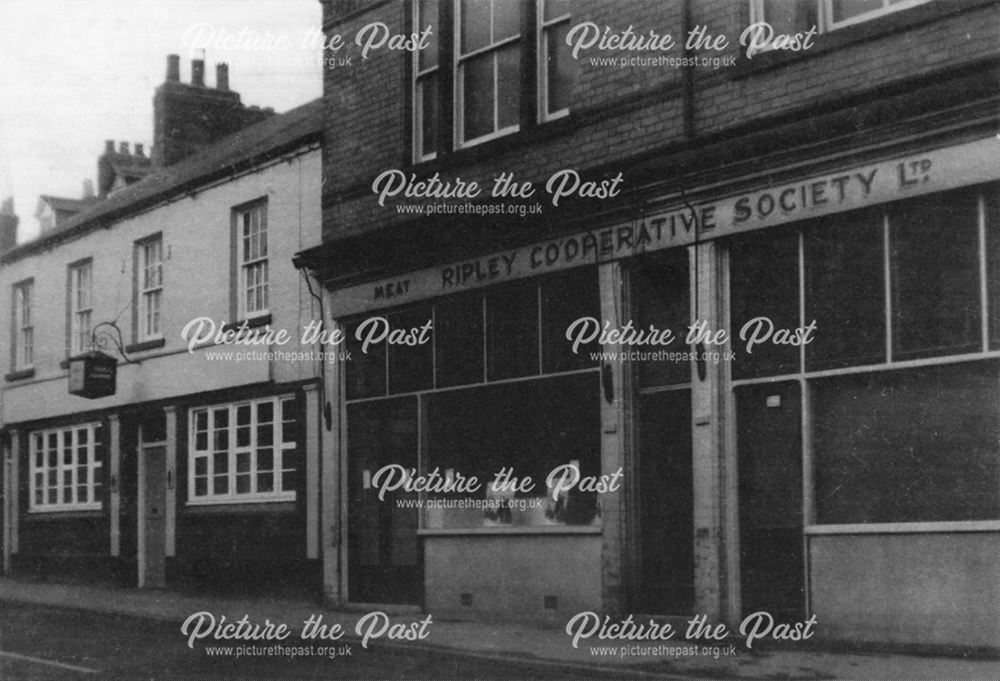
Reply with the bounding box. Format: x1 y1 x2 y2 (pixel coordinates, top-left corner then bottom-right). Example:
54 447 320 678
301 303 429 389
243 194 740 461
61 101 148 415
0 577 997 680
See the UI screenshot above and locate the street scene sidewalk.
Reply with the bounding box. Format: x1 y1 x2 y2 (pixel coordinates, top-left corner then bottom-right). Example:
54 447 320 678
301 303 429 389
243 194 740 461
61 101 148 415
0 578 996 680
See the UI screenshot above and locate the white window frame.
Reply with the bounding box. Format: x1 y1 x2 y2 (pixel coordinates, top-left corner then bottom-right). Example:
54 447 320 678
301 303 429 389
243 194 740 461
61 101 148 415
14 280 34 370
188 395 297 505
70 260 93 355
537 0 570 123
454 0 523 149
750 0 932 39
237 203 269 319
413 0 440 163
29 423 103 512
138 238 163 341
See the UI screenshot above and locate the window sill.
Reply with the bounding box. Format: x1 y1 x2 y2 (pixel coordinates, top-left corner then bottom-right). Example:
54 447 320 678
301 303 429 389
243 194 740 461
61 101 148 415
805 520 1000 535
418 525 602 536
223 314 272 332
5 368 35 382
27 505 103 517
124 338 166 354
730 0 996 79
183 499 296 515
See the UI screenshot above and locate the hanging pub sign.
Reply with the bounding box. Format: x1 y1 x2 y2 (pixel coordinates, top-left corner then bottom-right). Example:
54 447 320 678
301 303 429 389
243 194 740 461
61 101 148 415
68 350 118 398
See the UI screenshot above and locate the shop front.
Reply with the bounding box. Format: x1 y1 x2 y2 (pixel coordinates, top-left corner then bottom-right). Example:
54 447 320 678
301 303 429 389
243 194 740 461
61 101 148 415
315 132 1000 646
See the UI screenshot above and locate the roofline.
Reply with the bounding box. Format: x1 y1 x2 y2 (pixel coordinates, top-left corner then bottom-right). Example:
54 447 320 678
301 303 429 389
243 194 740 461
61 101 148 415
2 100 323 266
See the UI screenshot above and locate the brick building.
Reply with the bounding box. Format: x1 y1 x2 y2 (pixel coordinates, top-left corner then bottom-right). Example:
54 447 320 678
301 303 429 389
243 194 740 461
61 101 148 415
295 0 1000 650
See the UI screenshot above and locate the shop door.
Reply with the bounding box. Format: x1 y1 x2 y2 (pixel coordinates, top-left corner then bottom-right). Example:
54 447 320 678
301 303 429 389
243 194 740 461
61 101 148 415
140 444 167 589
637 389 694 613
736 382 804 617
347 397 421 605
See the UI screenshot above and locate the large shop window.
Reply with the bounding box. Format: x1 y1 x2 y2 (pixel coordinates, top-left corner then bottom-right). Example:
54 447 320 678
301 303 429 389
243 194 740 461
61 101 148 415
411 0 575 161
813 362 1000 524
344 267 601 532
188 395 297 504
29 423 103 512
423 372 601 529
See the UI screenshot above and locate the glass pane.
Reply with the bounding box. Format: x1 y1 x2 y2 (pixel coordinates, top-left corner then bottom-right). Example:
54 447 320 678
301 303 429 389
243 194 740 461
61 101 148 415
419 75 438 157
543 0 571 20
236 425 250 448
545 23 572 114
435 295 484 388
832 0 883 23
195 410 208 431
487 282 539 381
496 46 520 130
388 305 434 394
195 457 207 476
259 448 273 472
195 477 207 496
986 185 1000 349
236 404 251 426
494 0 521 40
345 317 387 399
462 55 494 141
542 267 600 373
891 188 980 360
236 474 251 494
417 0 438 70
257 400 273 424
213 475 228 495
257 423 273 445
236 452 251 473
633 250 691 387
257 473 274 493
213 451 228 473
804 210 885 370
814 362 1000 523
729 230 800 378
460 0 490 53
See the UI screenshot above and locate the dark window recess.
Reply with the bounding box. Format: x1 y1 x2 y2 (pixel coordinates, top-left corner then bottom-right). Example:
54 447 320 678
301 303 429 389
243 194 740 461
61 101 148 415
986 184 1000 349
345 317 387 400
804 210 885 370
487 281 539 381
890 188 980 360
729 230 800 379
435 295 484 388
632 250 690 387
542 267 600 374
388 304 434 394
813 362 1000 524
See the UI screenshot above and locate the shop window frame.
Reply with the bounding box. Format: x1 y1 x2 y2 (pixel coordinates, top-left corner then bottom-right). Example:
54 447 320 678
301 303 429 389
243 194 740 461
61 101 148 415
28 422 103 513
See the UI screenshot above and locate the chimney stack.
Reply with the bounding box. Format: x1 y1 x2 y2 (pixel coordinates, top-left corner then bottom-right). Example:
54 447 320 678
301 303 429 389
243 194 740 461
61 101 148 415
105 139 115 153
134 143 145 157
191 59 205 87
119 141 130 155
216 63 229 91
166 54 180 82
82 179 95 199
0 198 18 255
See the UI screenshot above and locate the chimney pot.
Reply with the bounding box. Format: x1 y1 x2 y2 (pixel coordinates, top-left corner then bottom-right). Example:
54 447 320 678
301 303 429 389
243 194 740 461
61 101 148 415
216 63 229 91
105 139 115 153
191 59 205 87
134 143 145 157
166 54 180 82
82 179 95 199
119 141 130 155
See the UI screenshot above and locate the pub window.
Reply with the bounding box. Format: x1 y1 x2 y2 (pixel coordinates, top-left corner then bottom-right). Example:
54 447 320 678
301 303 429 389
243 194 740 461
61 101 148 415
188 395 297 504
890 188 980 360
813 362 1000 524
486 280 539 381
804 210 885 370
13 279 34 370
29 423 103 512
423 372 600 529
542 267 600 373
388 304 434 394
729 229 800 378
235 200 268 320
69 259 93 356
136 236 163 341
434 294 484 388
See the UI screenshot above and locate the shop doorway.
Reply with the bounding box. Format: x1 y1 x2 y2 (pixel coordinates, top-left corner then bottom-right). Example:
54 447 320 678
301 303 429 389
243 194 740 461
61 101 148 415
636 389 695 614
736 382 804 617
346 397 422 605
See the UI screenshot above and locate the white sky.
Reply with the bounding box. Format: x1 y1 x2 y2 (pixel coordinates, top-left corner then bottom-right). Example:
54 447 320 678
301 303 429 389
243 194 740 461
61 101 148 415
0 0 323 242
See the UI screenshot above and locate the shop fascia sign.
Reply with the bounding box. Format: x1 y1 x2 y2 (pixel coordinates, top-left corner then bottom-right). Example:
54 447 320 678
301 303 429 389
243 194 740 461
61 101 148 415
331 136 1000 316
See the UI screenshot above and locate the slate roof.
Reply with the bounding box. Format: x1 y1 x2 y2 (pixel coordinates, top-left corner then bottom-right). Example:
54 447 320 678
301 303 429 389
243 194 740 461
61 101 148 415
4 97 324 263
